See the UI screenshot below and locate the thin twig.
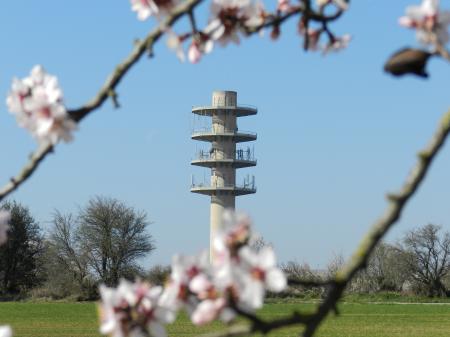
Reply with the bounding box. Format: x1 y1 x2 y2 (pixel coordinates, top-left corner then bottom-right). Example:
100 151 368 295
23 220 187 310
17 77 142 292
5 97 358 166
288 278 332 288
435 41 450 62
0 143 53 202
188 9 198 34
244 4 343 35
68 0 204 122
202 309 314 337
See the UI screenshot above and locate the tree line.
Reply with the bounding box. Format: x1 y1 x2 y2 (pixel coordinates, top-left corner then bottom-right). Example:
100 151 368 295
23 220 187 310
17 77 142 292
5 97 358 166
0 196 155 300
1 196 449 300
282 223 450 298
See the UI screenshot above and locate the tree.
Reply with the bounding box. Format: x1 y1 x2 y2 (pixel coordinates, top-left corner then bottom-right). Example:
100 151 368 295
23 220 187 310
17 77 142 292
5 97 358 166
351 243 409 293
145 265 171 286
0 201 43 295
58 196 155 287
399 224 450 297
43 211 94 299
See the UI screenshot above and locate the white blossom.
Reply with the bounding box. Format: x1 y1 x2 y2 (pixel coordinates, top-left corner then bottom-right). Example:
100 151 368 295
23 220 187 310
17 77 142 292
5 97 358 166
277 0 291 13
212 211 286 311
190 298 228 325
188 43 203 64
99 279 173 337
235 246 286 309
130 0 180 20
188 268 235 325
0 211 11 246
159 251 209 311
0 326 12 337
166 31 186 62
216 210 252 247
6 65 76 145
97 212 287 332
322 34 351 54
206 0 265 46
399 0 450 45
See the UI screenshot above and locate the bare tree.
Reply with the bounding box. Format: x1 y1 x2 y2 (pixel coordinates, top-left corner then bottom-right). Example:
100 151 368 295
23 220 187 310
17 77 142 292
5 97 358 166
352 243 408 293
282 261 321 283
146 265 171 286
77 196 155 286
47 211 91 296
400 224 450 297
326 253 345 280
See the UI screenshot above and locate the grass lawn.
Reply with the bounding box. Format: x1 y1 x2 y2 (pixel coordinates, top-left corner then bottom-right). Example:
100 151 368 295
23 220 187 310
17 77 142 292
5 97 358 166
0 301 449 337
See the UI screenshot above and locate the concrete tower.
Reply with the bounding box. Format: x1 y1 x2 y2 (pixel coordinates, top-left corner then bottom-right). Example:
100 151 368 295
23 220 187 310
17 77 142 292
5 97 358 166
191 91 257 259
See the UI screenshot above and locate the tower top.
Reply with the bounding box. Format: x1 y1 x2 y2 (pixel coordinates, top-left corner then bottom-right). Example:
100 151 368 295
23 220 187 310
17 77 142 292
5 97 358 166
212 91 237 107
192 90 256 117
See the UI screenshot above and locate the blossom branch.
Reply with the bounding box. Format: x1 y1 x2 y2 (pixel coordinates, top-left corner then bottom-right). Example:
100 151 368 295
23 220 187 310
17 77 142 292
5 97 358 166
287 278 332 288
434 40 450 62
234 307 313 334
203 107 450 337
302 107 450 337
68 0 204 122
1 0 349 202
243 4 344 35
201 309 314 337
385 0 450 77
0 0 204 203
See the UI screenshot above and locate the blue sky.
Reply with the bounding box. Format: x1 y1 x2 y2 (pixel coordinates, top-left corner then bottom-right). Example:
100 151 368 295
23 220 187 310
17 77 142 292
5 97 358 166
1 1 450 269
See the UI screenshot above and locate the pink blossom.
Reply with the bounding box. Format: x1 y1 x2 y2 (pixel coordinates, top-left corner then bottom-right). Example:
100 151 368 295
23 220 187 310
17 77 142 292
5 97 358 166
399 0 450 45
99 279 174 337
6 65 76 145
130 0 179 20
0 211 10 246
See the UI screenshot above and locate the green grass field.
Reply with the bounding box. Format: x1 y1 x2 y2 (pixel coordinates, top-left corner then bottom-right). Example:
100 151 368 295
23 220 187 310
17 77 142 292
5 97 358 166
0 301 449 337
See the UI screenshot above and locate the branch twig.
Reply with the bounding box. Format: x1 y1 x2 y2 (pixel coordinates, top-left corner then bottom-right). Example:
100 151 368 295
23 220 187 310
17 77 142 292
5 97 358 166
0 0 345 202
202 108 450 337
302 108 450 337
0 143 53 202
0 0 204 202
288 278 332 288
